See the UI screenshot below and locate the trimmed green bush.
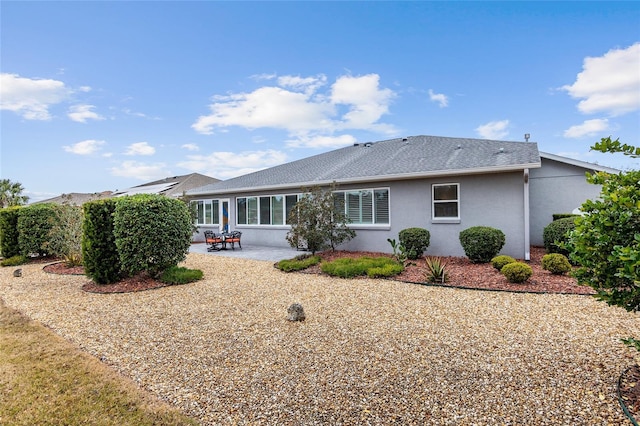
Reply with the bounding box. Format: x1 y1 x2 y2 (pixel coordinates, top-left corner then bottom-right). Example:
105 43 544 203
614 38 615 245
160 266 203 285
114 194 193 278
82 199 121 284
543 217 577 255
501 262 533 283
321 256 403 278
491 255 516 271
398 227 431 260
0 255 28 267
459 226 506 263
17 203 57 257
0 207 21 258
542 253 572 275
277 255 321 272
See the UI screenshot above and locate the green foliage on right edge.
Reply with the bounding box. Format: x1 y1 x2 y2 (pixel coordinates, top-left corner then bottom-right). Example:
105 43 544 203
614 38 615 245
114 194 193 278
568 137 640 312
286 184 356 255
83 199 121 284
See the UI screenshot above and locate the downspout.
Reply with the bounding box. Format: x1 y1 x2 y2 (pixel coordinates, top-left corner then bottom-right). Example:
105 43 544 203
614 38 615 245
523 168 531 261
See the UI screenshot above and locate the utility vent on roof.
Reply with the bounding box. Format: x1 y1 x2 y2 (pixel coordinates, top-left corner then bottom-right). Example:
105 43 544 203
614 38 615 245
364 142 372 147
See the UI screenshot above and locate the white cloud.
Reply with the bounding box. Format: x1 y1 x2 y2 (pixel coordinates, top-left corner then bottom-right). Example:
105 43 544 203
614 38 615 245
178 149 287 179
181 143 200 151
124 142 155 156
428 89 449 108
68 104 105 123
0 73 70 120
63 139 106 155
192 73 397 148
475 120 510 139
563 118 611 138
286 134 357 148
562 43 640 116
110 161 171 181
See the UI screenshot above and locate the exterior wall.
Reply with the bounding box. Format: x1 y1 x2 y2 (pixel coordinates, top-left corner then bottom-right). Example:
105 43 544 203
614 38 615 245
337 172 526 258
529 158 601 246
194 171 529 259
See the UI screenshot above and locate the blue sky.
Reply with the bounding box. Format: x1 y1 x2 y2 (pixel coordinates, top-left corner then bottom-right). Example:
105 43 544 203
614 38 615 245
1 1 639 203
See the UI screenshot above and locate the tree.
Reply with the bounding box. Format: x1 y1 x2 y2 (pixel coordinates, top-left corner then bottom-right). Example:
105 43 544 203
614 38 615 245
286 184 356 254
568 137 640 311
0 179 29 208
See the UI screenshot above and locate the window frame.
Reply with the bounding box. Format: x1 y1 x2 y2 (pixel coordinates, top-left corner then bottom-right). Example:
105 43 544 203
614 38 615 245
236 193 300 226
191 199 221 226
431 183 460 222
333 187 390 226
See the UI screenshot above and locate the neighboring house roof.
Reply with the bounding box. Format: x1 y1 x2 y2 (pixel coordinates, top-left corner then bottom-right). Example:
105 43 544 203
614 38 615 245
113 173 220 198
32 191 113 206
539 151 620 174
188 135 542 195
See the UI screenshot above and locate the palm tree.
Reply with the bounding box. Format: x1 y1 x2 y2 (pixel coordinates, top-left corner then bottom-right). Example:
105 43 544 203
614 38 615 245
0 179 29 208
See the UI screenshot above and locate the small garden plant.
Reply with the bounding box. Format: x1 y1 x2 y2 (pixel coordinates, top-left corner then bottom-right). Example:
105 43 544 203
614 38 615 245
541 253 572 275
277 255 322 272
425 256 448 283
398 227 430 260
321 256 403 278
0 255 28 267
501 262 532 283
491 255 516 271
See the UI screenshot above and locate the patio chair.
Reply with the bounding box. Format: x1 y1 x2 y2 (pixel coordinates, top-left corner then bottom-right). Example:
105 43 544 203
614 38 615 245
225 230 242 250
204 230 224 251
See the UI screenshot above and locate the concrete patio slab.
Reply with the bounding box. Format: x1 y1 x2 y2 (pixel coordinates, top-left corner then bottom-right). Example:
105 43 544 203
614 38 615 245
189 242 305 262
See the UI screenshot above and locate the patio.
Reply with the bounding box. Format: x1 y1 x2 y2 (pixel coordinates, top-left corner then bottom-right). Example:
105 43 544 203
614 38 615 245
189 241 304 262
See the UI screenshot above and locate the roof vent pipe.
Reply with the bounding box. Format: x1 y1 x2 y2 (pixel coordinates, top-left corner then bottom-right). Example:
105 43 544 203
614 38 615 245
524 133 530 142
402 137 408 142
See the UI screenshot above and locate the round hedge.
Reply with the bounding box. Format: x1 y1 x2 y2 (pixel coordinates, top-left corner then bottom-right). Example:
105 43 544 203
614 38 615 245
398 227 430 260
459 226 506 263
491 255 516 271
543 217 577 256
501 262 533 283
541 253 572 275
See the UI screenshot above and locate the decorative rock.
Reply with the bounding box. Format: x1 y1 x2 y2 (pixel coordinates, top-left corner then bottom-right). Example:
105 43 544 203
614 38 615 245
287 303 305 322
13 268 22 277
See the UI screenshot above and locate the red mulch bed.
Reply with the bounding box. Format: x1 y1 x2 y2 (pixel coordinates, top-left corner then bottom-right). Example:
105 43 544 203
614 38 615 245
308 246 594 295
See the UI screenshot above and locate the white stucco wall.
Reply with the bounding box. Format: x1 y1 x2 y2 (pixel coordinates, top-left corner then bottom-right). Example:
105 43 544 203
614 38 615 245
528 158 602 246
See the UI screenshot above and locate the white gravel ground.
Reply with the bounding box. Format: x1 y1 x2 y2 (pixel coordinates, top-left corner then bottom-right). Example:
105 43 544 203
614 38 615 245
1 253 639 425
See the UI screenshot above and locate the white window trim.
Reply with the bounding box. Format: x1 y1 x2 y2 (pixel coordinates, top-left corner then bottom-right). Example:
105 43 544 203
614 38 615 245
432 183 460 222
236 193 300 227
191 199 221 226
333 187 390 226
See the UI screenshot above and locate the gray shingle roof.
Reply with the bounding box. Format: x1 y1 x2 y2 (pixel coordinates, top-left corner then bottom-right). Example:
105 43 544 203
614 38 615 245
188 135 541 195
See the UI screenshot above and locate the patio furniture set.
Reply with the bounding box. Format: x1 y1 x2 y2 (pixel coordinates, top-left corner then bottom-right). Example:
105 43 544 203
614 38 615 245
204 230 242 251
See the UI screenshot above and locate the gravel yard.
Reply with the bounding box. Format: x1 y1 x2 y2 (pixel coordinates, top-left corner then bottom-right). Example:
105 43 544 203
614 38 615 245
1 253 639 425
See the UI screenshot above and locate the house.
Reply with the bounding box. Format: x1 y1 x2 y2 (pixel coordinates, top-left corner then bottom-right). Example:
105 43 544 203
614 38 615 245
35 173 220 206
185 135 617 260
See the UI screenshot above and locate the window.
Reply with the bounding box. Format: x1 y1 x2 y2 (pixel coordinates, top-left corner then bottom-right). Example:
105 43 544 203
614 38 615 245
333 188 389 225
237 194 299 225
432 183 459 220
191 200 220 225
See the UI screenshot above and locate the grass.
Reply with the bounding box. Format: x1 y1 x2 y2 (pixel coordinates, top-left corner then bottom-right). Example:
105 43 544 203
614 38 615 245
0 300 198 426
276 255 322 272
160 266 204 285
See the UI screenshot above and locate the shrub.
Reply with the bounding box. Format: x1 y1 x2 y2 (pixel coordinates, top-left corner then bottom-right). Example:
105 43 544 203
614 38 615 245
543 217 577 256
491 255 516 271
542 253 572 275
367 263 404 278
425 257 448 283
160 266 203 285
398 227 430 260
501 262 533 283
82 199 121 284
17 204 57 257
47 204 84 267
459 226 506 263
0 207 21 258
0 255 28 267
321 256 402 278
114 195 193 278
552 213 580 221
277 255 322 272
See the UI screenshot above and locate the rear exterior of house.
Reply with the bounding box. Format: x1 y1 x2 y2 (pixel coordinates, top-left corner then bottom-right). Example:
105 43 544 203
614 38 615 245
187 135 615 260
